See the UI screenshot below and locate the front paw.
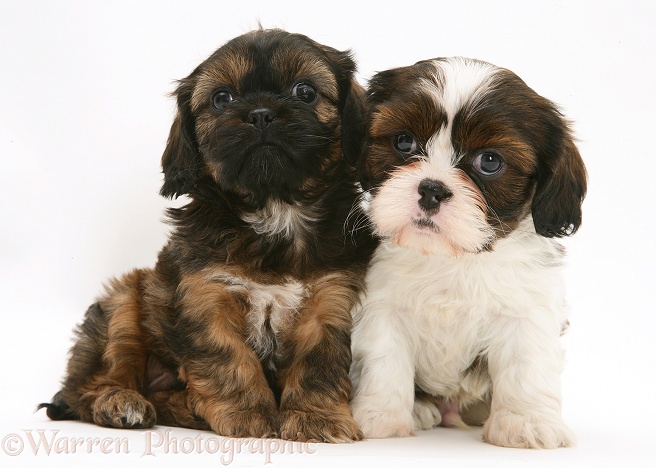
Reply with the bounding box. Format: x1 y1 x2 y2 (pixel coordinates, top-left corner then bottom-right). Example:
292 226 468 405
412 396 442 431
351 397 414 438
483 409 574 449
212 408 278 439
93 388 156 429
279 408 363 443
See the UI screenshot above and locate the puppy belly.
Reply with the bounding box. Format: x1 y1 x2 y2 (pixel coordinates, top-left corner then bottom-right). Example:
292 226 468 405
145 354 184 394
411 300 493 428
414 305 489 394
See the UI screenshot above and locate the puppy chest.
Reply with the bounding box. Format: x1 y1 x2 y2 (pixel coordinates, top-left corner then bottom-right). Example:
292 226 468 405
240 279 308 362
414 305 488 395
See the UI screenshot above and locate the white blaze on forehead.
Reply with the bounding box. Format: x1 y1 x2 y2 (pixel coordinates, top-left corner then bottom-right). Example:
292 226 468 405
431 58 498 120
420 58 499 167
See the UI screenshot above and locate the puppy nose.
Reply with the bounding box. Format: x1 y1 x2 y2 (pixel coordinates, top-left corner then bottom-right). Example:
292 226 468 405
247 108 276 130
418 179 452 212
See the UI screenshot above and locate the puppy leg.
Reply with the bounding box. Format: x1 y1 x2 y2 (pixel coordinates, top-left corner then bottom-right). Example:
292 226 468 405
412 392 442 431
149 389 211 430
413 392 487 430
144 355 210 430
484 314 574 449
41 270 156 429
350 299 416 438
177 273 278 438
278 274 363 442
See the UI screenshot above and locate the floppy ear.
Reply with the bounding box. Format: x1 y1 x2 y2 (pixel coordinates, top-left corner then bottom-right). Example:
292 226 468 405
531 128 588 237
160 75 202 199
357 67 406 190
366 67 402 106
366 61 435 106
314 44 366 166
341 79 367 166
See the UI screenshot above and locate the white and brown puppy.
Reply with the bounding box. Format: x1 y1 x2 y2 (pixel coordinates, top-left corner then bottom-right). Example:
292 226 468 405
350 57 587 449
40 29 376 442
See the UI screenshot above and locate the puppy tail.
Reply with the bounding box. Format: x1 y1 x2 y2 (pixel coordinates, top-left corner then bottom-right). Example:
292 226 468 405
37 391 75 421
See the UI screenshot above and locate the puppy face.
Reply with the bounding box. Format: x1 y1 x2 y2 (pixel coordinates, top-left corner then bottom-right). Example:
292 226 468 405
360 58 587 255
161 29 364 208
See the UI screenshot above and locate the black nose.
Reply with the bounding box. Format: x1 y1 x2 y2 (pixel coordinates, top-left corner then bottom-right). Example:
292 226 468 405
247 108 276 130
418 179 452 212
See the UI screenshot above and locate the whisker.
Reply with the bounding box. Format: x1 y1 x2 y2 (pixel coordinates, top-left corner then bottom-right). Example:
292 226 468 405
486 204 535 252
487 205 510 237
343 191 373 244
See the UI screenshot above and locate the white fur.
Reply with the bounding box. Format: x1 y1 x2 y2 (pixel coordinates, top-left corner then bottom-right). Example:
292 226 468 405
210 272 307 363
421 58 498 168
412 397 442 431
428 58 498 136
351 219 573 448
241 199 318 239
351 58 574 449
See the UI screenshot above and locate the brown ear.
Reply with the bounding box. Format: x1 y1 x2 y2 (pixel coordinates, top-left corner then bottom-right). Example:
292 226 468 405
532 131 587 237
358 66 408 190
314 43 366 166
341 79 367 166
160 76 201 199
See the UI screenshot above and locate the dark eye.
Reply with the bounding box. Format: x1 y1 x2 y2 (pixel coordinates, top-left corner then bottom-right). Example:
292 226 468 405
211 90 233 111
473 152 503 175
291 82 317 103
394 133 418 155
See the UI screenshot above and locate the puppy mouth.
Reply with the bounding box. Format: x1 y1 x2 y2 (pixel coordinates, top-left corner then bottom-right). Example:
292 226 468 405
224 143 304 206
247 141 287 158
248 137 278 147
412 217 440 233
245 143 297 174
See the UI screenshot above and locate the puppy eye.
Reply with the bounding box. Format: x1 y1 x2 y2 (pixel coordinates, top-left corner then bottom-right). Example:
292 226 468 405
473 152 503 175
211 90 233 111
394 133 418 155
291 82 317 104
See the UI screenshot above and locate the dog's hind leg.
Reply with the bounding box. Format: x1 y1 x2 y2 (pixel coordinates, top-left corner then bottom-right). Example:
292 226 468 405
40 269 156 429
143 354 210 430
149 389 211 430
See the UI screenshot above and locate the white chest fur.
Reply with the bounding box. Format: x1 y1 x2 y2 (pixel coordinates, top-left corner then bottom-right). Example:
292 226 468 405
353 218 568 399
240 200 319 239
211 272 308 364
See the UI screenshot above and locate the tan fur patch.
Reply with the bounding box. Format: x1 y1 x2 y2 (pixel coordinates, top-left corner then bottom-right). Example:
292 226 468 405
100 270 148 389
191 50 253 112
292 273 358 354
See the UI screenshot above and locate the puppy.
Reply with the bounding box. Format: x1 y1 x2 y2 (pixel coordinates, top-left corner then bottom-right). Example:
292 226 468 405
40 29 376 442
349 57 587 449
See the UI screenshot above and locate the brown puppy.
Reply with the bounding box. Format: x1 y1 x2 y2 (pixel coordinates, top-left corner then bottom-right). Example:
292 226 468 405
40 29 376 442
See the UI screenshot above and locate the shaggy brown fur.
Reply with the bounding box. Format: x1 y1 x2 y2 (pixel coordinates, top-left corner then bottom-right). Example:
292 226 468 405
40 29 376 442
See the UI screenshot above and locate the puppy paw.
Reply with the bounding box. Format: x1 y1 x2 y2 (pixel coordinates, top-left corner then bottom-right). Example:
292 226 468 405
483 409 574 449
213 408 278 439
351 398 414 438
93 388 156 429
412 397 442 431
279 409 363 443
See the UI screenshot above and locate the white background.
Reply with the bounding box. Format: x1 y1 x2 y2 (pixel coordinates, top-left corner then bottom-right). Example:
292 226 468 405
1 1 654 466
